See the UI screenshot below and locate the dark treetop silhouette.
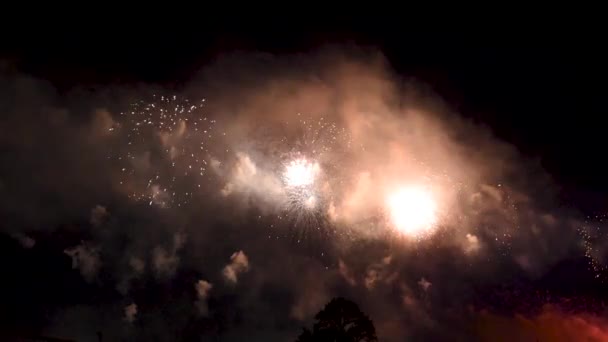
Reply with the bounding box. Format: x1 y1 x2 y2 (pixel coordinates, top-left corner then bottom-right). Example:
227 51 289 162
296 297 378 342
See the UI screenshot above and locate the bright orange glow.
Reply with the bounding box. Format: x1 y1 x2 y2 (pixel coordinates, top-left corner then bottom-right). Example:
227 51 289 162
386 186 437 237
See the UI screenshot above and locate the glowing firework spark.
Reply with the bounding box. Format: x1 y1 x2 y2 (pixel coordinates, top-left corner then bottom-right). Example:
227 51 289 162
386 186 438 237
282 157 321 212
284 158 320 188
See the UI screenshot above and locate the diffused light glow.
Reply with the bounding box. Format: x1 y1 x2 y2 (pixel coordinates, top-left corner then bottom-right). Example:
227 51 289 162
387 186 437 236
284 158 320 187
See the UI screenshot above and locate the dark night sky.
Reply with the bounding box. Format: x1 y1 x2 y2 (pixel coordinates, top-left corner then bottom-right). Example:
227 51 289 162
2 15 608 341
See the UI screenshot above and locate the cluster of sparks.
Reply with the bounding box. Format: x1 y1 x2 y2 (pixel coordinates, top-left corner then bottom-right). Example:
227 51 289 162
281 114 354 154
579 216 608 282
272 115 353 236
111 95 219 207
283 157 320 212
275 128 331 244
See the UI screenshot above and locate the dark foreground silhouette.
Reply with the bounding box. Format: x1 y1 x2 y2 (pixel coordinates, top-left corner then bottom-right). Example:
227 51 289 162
296 297 378 342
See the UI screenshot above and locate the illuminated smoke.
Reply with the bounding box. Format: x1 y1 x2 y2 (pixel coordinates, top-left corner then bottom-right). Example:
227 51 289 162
222 250 250 284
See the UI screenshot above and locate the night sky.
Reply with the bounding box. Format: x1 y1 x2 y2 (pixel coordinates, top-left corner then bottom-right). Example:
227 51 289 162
2 16 608 341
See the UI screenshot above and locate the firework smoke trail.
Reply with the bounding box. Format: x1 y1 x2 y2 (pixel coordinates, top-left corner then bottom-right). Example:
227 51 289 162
110 94 222 208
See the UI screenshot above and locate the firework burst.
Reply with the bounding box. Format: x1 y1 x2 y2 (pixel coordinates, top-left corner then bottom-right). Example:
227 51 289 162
252 114 357 242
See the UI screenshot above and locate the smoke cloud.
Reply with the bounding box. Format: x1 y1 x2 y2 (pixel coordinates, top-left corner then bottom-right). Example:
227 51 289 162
124 303 137 323
194 280 213 315
64 242 101 282
222 250 250 284
90 205 108 227
152 233 186 279
11 232 35 249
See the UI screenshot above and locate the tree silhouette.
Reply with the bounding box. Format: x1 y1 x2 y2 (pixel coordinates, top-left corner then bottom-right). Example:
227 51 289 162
296 297 378 342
